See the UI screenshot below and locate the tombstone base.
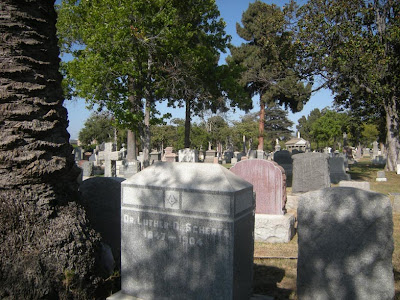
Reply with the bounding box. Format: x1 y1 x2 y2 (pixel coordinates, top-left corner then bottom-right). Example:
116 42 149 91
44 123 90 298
107 291 140 300
376 178 387 182
109 291 274 300
120 160 141 178
254 213 295 243
338 180 370 190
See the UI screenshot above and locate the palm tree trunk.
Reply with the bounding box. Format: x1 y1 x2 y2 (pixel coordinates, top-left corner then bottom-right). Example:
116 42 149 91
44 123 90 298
0 1 102 298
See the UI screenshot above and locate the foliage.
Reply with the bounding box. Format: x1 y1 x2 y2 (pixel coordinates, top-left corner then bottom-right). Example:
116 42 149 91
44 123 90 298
206 115 230 150
298 0 400 170
264 105 294 150
227 0 312 150
296 108 322 142
57 0 229 166
361 123 379 147
150 120 209 151
231 113 259 152
78 112 115 146
310 109 349 150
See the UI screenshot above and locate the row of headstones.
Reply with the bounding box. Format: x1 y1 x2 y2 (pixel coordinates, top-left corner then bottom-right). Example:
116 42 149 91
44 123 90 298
273 150 351 186
93 162 395 300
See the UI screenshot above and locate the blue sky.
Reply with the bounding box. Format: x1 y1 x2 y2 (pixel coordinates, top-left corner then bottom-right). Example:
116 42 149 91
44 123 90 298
62 0 333 140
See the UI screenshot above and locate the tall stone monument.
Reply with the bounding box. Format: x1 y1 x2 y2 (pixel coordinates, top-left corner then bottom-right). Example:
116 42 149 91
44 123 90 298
112 162 255 300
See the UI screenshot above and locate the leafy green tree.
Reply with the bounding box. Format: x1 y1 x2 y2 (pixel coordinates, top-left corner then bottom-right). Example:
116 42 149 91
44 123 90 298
57 0 229 167
190 123 210 150
361 123 380 147
206 116 229 151
151 124 177 152
78 112 115 146
298 0 400 170
264 105 294 150
228 1 312 151
231 113 259 152
296 108 322 141
310 110 349 150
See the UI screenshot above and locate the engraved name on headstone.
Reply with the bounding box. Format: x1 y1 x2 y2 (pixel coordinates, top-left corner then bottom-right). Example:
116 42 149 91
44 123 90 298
113 162 255 300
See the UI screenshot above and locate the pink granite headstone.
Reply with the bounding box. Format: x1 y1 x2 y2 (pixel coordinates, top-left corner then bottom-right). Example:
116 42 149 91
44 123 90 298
230 159 286 215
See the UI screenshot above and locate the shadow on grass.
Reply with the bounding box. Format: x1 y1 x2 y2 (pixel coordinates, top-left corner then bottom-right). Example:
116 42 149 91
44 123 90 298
253 264 294 299
348 161 381 181
394 268 400 300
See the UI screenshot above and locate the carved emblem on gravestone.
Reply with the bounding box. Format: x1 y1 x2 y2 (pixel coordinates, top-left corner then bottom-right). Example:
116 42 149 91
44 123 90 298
165 191 180 209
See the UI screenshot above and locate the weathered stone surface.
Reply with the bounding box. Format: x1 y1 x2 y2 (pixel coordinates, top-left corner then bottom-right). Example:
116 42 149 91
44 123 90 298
292 153 330 193
297 187 394 300
338 180 370 191
204 149 216 163
178 148 199 162
80 177 126 273
230 159 286 215
82 161 94 176
273 150 293 176
391 193 400 213
328 157 350 184
254 214 295 243
376 170 387 182
118 162 255 300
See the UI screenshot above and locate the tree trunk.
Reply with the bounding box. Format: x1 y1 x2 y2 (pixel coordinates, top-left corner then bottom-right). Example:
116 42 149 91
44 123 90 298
141 54 153 168
127 76 139 161
184 98 192 148
0 1 103 298
126 129 137 161
142 97 151 168
258 93 265 150
384 95 399 171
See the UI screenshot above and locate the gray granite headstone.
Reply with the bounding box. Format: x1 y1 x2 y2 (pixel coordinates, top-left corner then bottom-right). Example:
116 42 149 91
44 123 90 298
150 151 161 164
248 150 257 159
204 149 216 163
329 156 351 184
338 180 370 191
292 152 330 193
80 177 126 274
116 162 255 300
376 170 387 182
297 187 394 300
372 141 379 158
273 150 293 176
73 147 83 162
82 161 94 177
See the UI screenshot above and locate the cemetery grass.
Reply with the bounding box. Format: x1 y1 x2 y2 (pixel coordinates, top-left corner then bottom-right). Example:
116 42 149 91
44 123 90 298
253 158 400 299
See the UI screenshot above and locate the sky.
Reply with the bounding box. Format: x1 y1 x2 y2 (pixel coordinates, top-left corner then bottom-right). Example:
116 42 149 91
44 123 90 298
62 0 333 140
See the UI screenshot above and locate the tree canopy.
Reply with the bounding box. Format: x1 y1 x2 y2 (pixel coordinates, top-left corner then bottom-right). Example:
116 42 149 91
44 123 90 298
78 112 115 146
298 0 400 170
57 0 230 167
227 0 312 151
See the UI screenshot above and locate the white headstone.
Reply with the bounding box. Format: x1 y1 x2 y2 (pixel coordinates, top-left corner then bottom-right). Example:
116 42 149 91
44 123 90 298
98 143 122 177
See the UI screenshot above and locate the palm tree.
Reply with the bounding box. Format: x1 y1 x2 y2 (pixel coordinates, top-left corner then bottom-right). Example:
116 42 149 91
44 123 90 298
0 1 102 298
